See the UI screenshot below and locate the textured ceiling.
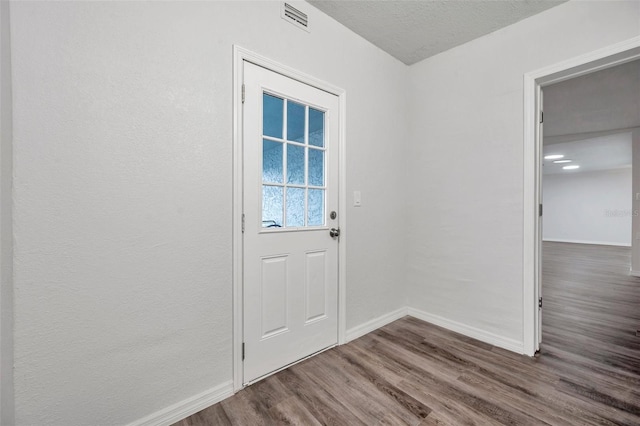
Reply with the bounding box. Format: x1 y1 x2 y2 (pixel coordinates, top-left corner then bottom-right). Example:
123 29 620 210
307 0 568 65
544 59 640 138
542 59 639 175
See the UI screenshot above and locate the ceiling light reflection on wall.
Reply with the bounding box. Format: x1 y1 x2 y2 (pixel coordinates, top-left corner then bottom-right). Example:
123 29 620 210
553 159 572 164
544 154 564 160
563 165 580 170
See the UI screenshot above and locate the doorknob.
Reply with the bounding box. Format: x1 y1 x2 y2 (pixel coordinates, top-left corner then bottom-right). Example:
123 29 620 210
330 228 341 238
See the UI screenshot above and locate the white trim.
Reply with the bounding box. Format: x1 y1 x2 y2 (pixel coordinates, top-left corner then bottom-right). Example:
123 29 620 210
408 308 524 354
232 45 347 392
543 238 631 247
523 35 640 357
629 270 640 277
522 72 540 356
126 381 234 426
526 36 640 87
338 94 347 346
231 45 244 393
345 307 408 342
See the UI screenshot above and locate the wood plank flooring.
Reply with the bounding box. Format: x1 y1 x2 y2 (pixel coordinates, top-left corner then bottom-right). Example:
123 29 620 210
176 242 640 425
542 242 640 377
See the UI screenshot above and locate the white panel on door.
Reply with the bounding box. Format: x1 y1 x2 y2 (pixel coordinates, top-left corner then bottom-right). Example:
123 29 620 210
305 251 326 323
261 256 288 338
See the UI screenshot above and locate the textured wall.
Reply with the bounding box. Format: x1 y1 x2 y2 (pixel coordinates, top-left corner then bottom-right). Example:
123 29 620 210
9 1 408 424
0 1 14 424
406 0 640 346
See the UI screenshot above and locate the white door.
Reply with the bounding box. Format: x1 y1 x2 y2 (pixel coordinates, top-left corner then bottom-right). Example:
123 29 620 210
242 61 340 384
536 88 544 350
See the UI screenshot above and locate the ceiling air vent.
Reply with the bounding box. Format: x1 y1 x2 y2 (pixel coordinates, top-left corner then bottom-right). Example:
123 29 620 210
281 3 309 32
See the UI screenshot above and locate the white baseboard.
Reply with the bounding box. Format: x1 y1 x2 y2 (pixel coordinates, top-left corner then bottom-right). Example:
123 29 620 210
543 238 631 247
346 307 408 342
346 306 525 355
407 307 524 354
630 269 640 277
127 380 234 426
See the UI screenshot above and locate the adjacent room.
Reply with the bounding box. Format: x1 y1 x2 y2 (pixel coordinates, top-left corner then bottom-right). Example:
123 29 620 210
1 1 639 425
539 60 640 423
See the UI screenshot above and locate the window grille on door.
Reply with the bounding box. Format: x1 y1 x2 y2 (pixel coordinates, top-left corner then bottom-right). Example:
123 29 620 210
262 92 326 228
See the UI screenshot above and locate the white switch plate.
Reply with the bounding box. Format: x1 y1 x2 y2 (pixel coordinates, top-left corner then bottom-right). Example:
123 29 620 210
353 190 362 207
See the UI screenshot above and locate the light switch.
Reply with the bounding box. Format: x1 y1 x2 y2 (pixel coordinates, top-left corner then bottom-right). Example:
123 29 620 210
353 190 362 207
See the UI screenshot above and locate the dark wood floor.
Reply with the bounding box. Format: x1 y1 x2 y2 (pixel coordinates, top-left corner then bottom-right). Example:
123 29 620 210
176 242 640 425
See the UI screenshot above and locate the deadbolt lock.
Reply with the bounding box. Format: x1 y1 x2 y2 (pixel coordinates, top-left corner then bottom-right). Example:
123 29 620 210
330 211 337 220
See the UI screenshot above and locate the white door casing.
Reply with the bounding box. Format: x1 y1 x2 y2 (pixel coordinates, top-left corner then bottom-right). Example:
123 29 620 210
523 36 640 356
537 87 543 350
242 61 340 384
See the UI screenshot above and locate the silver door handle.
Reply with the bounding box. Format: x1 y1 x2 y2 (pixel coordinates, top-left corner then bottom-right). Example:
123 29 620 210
330 228 340 238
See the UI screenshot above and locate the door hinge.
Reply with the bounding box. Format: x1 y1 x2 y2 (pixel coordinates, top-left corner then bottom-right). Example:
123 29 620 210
539 203 543 217
242 342 245 360
242 84 245 104
242 213 245 233
540 110 544 123
538 297 542 309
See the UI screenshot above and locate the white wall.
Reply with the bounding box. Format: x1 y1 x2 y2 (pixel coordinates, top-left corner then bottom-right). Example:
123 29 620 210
543 168 632 246
406 1 640 348
8 2 408 424
0 1 15 424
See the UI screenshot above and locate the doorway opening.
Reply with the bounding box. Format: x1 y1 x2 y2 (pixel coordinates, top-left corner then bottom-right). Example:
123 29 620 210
523 36 640 356
539 59 639 367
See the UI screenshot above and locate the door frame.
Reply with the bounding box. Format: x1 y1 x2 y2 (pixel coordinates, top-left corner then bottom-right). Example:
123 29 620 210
232 46 347 391
522 35 640 356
